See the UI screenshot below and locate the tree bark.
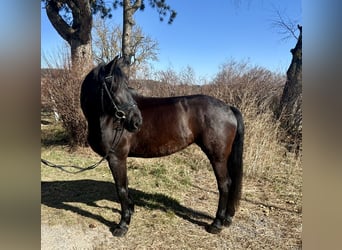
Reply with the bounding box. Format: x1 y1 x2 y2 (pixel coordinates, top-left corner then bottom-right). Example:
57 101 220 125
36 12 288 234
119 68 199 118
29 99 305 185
70 38 93 75
122 0 142 77
277 25 302 151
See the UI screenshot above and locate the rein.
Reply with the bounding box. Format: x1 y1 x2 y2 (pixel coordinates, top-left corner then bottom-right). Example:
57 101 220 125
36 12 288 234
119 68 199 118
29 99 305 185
41 76 133 174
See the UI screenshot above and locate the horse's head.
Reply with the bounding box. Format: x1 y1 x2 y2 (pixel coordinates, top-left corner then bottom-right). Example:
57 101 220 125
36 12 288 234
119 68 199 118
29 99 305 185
98 56 142 132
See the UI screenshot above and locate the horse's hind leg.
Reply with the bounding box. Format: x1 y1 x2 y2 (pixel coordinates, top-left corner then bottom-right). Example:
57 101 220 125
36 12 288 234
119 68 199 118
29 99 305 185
107 154 134 237
206 159 230 234
224 182 237 227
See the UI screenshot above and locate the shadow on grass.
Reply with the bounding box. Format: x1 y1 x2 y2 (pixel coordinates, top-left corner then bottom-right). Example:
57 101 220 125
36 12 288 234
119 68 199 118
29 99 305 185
190 183 300 214
41 179 213 230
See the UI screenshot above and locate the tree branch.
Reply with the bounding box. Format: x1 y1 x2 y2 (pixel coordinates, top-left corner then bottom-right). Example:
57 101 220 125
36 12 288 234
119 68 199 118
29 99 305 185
132 0 142 11
45 0 92 44
63 0 92 43
45 0 75 43
147 0 177 24
270 9 299 41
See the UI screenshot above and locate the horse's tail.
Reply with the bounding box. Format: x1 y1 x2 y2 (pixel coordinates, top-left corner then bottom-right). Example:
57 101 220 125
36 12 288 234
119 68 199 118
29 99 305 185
227 106 244 211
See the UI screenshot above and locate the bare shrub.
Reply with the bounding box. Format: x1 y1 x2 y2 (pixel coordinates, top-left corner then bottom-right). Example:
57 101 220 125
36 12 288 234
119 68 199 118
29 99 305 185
43 69 87 148
178 65 196 85
42 49 88 148
148 66 202 97
205 60 285 111
154 67 179 85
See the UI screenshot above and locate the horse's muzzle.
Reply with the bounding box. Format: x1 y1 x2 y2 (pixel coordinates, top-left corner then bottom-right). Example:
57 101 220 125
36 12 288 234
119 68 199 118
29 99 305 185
125 111 142 133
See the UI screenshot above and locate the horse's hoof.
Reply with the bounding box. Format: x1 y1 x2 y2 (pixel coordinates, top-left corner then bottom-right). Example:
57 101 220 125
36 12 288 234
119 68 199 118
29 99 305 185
110 224 128 237
205 223 223 234
223 216 233 227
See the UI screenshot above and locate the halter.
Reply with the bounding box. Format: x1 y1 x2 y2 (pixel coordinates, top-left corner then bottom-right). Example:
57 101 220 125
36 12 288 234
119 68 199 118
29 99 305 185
102 76 137 121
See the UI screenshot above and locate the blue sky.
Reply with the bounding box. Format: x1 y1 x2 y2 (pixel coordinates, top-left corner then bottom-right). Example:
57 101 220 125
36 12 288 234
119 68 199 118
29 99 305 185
41 0 302 79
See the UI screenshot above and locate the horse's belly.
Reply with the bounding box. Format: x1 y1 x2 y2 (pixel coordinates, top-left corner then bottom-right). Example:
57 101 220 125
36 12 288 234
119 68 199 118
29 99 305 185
129 136 193 158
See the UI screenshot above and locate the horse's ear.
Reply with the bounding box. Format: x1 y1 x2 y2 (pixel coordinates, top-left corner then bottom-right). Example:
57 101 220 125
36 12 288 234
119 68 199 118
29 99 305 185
105 55 120 76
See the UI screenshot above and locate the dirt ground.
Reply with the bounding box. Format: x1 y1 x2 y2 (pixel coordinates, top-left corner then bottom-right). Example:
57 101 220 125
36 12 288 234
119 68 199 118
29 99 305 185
41 147 302 249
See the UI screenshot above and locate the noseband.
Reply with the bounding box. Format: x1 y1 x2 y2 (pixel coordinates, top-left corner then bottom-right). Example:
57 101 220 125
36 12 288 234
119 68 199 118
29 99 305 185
102 76 137 121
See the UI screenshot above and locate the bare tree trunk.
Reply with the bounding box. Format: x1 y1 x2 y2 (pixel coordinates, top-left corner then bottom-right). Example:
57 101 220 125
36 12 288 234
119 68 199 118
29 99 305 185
122 0 142 77
277 25 302 151
70 39 93 76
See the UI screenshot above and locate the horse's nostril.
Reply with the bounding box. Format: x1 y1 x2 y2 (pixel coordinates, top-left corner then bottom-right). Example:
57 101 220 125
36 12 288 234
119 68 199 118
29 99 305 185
134 122 140 129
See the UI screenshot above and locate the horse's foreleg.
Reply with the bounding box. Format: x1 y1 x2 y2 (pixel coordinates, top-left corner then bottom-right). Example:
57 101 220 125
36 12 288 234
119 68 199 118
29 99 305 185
107 155 134 237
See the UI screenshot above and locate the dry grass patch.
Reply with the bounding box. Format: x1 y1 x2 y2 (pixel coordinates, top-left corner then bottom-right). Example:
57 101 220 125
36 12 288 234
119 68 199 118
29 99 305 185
41 120 301 249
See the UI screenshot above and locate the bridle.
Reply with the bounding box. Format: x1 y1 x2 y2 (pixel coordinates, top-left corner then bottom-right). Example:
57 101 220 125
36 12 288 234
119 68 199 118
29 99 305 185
41 76 139 173
102 75 138 121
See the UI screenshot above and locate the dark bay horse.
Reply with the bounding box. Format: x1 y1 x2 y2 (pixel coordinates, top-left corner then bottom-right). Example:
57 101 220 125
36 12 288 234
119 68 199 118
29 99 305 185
80 57 244 237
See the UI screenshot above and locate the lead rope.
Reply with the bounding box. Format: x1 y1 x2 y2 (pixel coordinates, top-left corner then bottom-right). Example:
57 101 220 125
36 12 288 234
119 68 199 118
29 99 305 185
41 119 125 174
